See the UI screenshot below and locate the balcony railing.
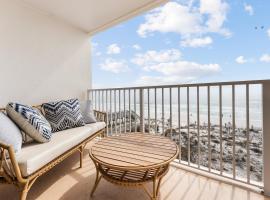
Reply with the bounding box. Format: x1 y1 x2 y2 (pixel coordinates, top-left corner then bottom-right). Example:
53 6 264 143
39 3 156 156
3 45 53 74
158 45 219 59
87 79 270 193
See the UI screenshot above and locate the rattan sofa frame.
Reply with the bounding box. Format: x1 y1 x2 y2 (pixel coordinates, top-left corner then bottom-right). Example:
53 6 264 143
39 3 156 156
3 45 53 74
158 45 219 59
0 106 106 200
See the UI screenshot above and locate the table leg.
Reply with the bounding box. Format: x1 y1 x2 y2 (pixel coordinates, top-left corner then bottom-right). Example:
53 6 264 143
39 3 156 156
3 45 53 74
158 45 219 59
155 176 163 197
91 160 102 197
91 171 102 197
152 178 157 200
151 175 164 200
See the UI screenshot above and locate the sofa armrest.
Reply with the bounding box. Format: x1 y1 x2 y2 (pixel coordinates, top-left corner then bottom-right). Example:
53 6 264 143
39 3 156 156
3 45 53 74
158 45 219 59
0 142 27 184
93 110 107 123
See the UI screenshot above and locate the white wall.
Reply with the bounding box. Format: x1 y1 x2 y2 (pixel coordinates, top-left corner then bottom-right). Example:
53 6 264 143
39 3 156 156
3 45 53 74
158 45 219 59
0 0 91 107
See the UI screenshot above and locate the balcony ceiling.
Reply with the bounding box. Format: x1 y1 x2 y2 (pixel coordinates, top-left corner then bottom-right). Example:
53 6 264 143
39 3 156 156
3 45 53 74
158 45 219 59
21 0 168 35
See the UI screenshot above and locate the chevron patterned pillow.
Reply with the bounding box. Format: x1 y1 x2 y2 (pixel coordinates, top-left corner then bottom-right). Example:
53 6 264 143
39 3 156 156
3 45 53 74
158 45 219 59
42 99 85 132
6 103 52 143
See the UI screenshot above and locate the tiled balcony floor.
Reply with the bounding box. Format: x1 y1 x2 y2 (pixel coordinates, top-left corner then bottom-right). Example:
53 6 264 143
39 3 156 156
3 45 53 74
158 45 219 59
0 143 269 200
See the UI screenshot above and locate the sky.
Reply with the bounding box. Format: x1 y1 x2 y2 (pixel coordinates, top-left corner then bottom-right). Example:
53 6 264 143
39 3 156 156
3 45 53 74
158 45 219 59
91 0 270 89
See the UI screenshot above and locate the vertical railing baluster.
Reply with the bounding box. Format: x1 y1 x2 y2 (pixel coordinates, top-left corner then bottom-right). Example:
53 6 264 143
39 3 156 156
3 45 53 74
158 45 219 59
110 90 112 135
148 88 150 134
93 90 95 109
162 88 164 135
98 90 101 111
129 89 131 133
178 87 181 163
97 90 99 110
246 84 250 183
155 88 157 134
208 86 211 172
95 90 97 110
197 86 200 168
102 90 104 112
106 90 108 136
219 85 223 174
124 90 126 133
187 87 190 166
232 85 236 179
170 87 172 140
140 88 144 133
114 89 117 135
134 89 137 132
119 89 121 134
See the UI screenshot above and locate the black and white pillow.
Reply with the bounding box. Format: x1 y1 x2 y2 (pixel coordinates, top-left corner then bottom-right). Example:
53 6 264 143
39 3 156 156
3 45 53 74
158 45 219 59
42 99 85 132
6 103 52 143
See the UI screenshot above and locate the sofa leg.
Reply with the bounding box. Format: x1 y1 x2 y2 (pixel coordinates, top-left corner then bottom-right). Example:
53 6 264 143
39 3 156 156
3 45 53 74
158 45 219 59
100 130 105 138
80 146 83 168
20 183 29 200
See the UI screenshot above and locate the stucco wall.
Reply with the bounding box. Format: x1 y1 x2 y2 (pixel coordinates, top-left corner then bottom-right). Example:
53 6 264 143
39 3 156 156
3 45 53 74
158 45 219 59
0 0 91 107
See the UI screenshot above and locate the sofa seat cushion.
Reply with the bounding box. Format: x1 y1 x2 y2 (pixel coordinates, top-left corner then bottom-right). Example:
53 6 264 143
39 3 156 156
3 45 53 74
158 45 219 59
16 122 105 177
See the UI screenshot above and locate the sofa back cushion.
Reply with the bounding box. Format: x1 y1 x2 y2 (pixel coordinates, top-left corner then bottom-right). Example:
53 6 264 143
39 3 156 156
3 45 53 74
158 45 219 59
79 100 97 124
42 99 85 132
6 103 52 143
0 112 22 153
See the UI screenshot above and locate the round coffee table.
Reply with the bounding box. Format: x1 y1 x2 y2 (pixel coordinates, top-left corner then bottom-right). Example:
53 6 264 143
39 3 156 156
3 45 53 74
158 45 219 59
89 133 179 200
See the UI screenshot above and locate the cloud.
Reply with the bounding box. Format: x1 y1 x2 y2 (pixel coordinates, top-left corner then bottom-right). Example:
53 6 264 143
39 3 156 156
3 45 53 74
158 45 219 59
132 44 141 50
244 3 254 15
137 1 230 38
145 61 220 77
131 49 181 67
235 56 247 64
135 61 220 85
100 58 129 73
137 2 202 37
132 48 221 85
95 52 101 56
260 54 270 63
267 28 270 38
181 36 213 47
107 44 121 54
135 75 195 86
200 0 230 35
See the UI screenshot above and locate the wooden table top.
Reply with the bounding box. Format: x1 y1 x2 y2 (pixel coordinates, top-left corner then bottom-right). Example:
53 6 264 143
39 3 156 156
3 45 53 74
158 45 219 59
90 133 179 170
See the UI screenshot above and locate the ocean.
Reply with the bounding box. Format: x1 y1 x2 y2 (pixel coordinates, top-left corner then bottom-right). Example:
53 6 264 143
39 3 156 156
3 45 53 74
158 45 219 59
98 101 262 128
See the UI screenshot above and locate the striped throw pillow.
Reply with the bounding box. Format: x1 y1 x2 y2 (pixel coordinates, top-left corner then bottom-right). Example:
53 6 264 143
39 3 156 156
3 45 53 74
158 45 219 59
6 103 52 143
42 99 85 132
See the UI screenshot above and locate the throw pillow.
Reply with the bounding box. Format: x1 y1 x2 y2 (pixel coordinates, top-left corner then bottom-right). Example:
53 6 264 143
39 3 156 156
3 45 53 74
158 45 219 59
42 99 85 132
79 100 97 124
6 103 52 143
0 112 22 153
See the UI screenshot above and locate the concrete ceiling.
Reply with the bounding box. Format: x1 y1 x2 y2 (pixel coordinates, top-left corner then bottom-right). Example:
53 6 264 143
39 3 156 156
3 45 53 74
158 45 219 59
21 0 168 35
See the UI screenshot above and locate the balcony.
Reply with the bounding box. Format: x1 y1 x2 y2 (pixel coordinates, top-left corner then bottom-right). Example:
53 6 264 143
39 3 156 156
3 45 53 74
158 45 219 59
87 80 270 195
0 80 269 199
1 0 270 199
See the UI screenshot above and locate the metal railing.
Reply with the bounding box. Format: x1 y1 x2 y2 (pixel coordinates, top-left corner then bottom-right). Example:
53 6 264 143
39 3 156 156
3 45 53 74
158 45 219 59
88 79 270 190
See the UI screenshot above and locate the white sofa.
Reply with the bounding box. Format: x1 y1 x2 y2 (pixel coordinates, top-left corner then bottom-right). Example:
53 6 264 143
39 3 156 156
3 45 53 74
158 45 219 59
17 122 105 177
0 109 106 200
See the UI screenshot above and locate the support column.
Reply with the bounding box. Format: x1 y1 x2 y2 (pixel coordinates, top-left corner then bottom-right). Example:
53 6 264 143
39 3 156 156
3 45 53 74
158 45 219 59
263 80 270 196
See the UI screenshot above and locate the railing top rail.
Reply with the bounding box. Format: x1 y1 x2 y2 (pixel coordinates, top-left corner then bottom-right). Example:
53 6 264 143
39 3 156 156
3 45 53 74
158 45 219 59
88 79 270 91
